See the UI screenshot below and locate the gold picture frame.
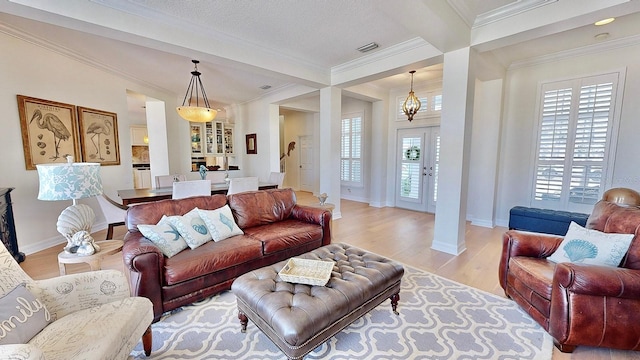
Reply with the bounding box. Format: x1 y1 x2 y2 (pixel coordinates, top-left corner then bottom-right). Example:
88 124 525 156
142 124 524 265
17 95 80 170
77 106 120 165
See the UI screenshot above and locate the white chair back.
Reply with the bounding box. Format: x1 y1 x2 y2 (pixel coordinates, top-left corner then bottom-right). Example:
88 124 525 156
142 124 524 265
227 177 259 195
268 172 285 188
172 180 212 199
156 174 187 188
95 194 129 239
206 171 227 183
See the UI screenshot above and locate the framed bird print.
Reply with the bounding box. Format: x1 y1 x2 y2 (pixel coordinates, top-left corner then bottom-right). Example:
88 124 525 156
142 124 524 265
77 106 120 165
17 95 80 170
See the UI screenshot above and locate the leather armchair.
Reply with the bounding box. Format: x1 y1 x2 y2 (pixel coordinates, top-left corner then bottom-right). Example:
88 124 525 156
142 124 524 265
0 242 153 359
499 199 640 352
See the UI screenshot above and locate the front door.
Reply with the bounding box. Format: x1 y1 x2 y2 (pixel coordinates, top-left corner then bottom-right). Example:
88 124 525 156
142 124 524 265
395 127 440 212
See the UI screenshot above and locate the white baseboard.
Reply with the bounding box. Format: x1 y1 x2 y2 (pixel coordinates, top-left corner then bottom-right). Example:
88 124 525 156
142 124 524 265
21 221 109 255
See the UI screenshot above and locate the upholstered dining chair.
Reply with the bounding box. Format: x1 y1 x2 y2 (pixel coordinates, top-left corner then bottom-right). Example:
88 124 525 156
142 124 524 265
155 174 187 188
0 242 153 358
206 171 227 184
227 177 259 195
96 194 128 240
172 179 212 199
268 172 285 188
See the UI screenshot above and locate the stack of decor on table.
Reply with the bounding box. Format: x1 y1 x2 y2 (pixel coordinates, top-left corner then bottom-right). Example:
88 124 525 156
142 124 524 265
123 188 332 321
499 188 640 353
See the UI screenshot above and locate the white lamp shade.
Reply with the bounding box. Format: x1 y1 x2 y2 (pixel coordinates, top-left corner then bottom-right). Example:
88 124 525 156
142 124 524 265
36 162 103 201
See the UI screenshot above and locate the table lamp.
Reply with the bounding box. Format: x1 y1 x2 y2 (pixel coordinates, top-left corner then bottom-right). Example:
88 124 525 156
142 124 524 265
36 156 103 255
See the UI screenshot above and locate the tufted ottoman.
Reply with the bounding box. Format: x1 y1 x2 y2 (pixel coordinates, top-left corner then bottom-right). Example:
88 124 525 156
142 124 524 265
231 243 404 359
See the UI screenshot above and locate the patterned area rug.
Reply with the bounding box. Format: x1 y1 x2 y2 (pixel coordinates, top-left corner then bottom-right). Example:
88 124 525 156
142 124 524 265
130 266 552 359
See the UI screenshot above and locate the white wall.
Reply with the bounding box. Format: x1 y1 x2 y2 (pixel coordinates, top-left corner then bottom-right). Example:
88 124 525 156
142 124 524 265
495 42 640 225
0 32 179 253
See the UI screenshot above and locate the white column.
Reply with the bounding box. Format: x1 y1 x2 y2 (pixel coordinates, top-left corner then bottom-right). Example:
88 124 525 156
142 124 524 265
145 100 169 188
319 87 342 219
432 47 475 255
369 100 387 207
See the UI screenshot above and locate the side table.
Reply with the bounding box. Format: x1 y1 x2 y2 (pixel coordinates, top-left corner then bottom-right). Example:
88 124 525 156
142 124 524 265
58 240 124 275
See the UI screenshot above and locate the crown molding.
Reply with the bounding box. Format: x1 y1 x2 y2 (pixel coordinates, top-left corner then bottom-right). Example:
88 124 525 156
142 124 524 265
0 23 174 95
509 33 640 70
474 0 557 28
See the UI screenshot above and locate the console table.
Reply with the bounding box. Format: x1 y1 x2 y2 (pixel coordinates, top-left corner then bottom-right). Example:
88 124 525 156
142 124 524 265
0 188 25 263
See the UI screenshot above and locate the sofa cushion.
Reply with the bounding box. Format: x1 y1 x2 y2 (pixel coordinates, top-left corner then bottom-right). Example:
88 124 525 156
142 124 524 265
168 208 212 249
228 188 296 229
547 221 633 267
197 205 244 241
242 219 323 255
163 235 263 285
138 216 188 257
0 283 52 345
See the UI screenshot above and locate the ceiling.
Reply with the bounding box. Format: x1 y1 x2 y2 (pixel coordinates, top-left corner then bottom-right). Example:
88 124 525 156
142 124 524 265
1 0 640 116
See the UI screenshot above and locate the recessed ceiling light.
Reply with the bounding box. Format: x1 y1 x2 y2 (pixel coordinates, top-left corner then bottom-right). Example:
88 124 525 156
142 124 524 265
259 85 272 90
594 32 610 40
595 17 615 26
357 42 379 53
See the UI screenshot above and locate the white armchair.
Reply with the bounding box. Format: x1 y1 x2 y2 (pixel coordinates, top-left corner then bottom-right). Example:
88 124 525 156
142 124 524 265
0 244 153 359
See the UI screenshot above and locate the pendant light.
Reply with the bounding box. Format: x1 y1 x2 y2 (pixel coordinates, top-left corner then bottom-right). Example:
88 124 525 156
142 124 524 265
402 70 421 122
176 60 217 123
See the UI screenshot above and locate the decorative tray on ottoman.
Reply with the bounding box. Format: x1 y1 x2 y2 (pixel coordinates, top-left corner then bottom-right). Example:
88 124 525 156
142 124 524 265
278 258 335 286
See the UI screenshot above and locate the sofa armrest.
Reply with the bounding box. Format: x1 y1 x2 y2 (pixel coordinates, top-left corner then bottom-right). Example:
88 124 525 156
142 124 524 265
499 230 563 291
292 205 332 246
122 234 165 322
553 262 640 298
31 270 130 320
0 344 45 359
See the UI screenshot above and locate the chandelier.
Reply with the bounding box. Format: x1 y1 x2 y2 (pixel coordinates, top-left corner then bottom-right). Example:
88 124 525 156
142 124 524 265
176 60 217 123
402 70 421 122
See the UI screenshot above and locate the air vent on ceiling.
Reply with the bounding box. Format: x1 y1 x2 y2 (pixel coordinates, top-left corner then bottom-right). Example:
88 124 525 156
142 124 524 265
357 42 379 53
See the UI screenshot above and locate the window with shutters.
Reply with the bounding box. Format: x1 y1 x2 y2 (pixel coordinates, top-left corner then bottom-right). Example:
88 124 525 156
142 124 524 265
533 72 621 209
341 113 363 186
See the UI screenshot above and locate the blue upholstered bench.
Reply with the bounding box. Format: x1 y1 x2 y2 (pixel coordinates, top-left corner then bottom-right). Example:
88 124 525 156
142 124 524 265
508 206 589 236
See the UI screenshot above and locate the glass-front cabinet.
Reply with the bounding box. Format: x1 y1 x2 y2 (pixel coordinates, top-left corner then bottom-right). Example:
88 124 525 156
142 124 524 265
191 121 234 157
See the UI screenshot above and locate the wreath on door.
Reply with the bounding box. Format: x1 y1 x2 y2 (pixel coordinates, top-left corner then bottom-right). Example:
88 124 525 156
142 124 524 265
405 146 420 161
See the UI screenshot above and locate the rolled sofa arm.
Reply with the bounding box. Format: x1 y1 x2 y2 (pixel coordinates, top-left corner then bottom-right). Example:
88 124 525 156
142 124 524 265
32 270 130 320
291 205 332 246
553 262 640 298
499 230 563 291
122 233 165 322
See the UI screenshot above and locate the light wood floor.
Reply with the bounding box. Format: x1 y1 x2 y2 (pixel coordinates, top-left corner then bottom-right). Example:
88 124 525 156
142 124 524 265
19 192 639 360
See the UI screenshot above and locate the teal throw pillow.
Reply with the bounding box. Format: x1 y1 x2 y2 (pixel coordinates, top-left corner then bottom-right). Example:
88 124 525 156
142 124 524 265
197 205 244 242
138 215 188 257
0 283 52 345
547 221 634 267
167 208 212 249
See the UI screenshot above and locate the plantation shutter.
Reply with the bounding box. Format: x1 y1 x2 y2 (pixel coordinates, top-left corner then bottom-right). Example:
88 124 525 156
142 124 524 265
341 114 363 184
534 73 619 207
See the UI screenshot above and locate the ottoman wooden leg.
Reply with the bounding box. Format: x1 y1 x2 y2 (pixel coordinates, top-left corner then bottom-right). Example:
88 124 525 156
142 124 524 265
238 311 248 333
390 293 400 315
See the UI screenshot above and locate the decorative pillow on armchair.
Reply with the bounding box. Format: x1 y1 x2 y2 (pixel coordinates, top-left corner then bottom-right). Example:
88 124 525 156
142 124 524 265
168 208 212 249
0 283 52 345
138 215 189 257
198 205 244 241
547 221 634 267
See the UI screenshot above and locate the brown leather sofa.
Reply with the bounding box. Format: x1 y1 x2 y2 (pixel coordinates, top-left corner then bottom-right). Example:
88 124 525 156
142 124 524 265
123 188 332 322
499 199 640 352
